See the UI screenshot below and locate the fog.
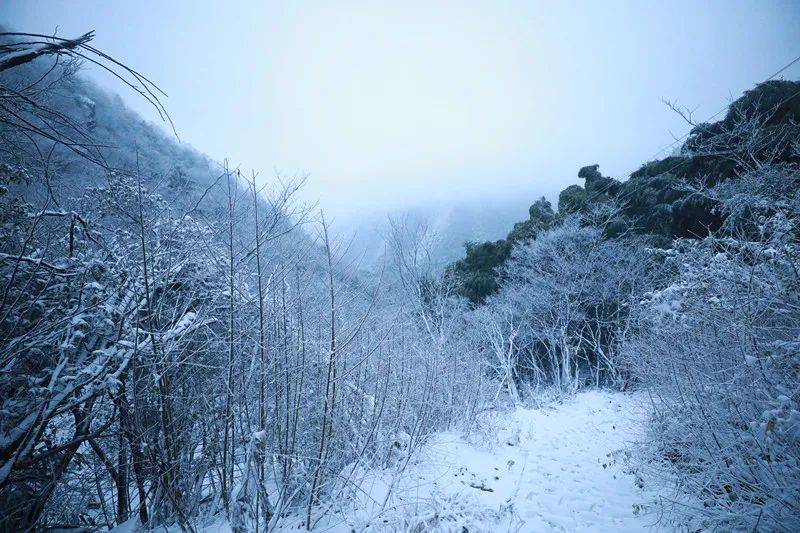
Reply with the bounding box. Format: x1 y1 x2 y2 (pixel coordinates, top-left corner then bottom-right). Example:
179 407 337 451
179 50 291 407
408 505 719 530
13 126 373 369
5 0 800 226
3 4 800 530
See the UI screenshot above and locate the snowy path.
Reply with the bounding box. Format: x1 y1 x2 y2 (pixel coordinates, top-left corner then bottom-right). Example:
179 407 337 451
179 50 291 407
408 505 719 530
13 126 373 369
129 391 671 532
311 390 671 532
423 390 668 532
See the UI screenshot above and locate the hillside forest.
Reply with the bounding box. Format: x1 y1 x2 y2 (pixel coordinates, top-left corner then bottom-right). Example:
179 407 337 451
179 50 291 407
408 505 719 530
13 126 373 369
0 29 799 532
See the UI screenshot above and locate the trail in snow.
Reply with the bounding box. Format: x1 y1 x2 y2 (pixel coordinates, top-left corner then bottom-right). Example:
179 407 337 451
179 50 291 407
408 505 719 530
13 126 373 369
294 389 672 532
118 390 673 532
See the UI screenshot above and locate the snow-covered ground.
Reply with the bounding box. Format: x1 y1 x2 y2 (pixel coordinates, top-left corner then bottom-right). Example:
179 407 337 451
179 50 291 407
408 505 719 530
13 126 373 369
117 390 674 532
279 389 672 532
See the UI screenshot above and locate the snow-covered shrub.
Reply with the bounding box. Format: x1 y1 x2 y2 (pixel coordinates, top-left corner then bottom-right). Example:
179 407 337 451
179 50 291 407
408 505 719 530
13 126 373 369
477 220 655 395
462 408 507 450
382 491 519 533
626 164 800 530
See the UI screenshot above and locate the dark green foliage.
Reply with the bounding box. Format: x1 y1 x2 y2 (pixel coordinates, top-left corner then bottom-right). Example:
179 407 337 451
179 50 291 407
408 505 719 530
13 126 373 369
507 197 555 242
629 154 733 185
449 197 556 303
703 79 800 134
602 217 628 239
447 239 512 303
670 193 724 238
557 165 620 217
630 156 687 180
617 173 683 236
449 80 800 303
558 185 587 215
528 196 556 224
632 81 800 188
577 164 602 181
580 164 622 201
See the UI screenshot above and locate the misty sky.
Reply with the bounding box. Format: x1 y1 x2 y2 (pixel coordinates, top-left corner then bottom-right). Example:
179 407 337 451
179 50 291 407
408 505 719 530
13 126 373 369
4 1 800 222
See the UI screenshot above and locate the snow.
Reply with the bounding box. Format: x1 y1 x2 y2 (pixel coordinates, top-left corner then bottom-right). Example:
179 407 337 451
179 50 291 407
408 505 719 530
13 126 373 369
113 390 671 532
111 517 232 533
284 389 671 532
108 518 142 533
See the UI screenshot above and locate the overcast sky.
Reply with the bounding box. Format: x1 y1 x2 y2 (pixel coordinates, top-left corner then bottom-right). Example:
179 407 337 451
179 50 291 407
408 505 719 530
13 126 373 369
4 1 800 221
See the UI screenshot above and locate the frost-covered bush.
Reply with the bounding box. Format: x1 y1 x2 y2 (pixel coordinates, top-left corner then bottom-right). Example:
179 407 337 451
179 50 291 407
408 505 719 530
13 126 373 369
478 221 655 395
626 164 800 530
1 82 496 530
